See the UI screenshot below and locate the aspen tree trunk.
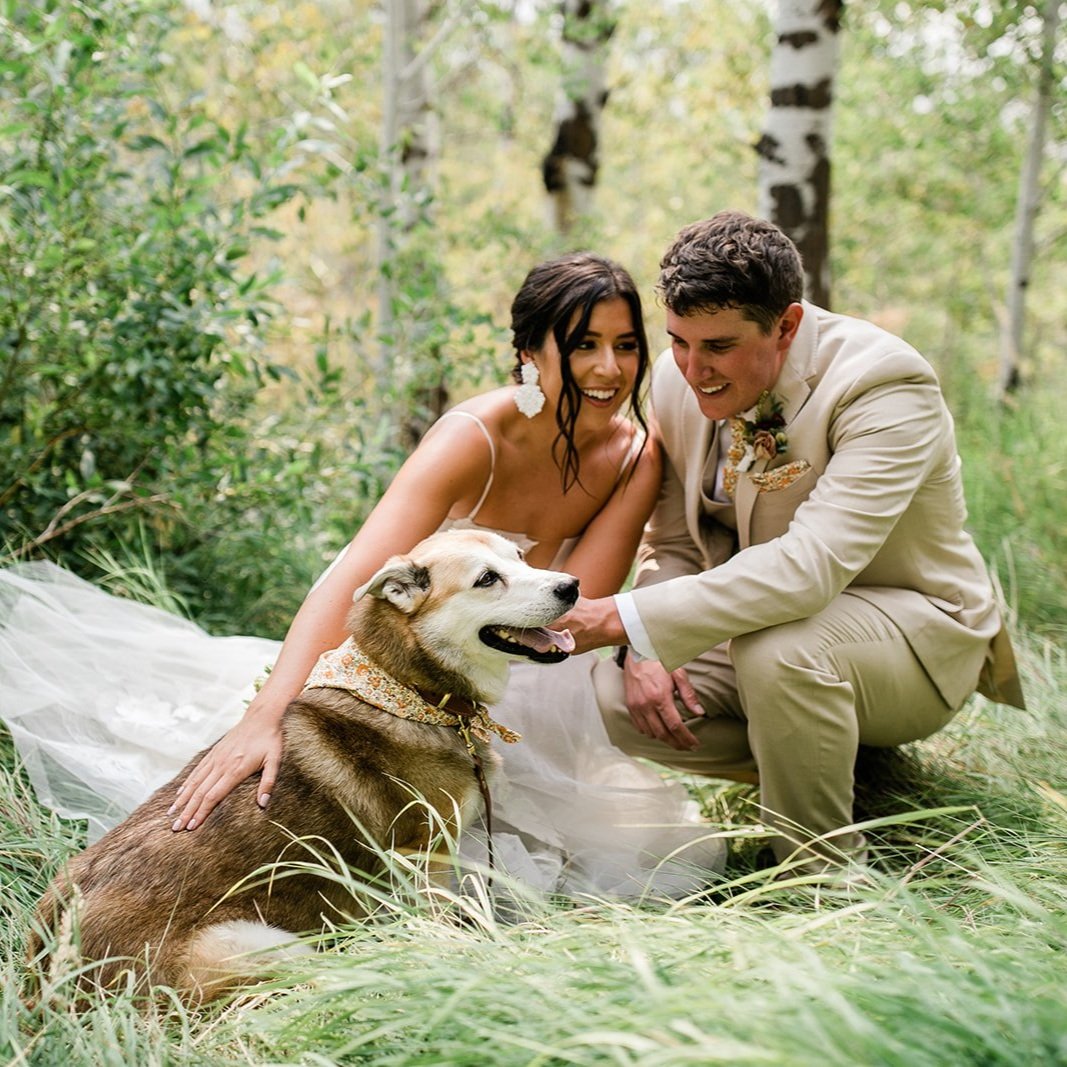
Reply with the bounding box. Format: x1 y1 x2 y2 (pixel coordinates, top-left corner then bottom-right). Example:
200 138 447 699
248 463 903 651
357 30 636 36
756 0 842 308
377 0 437 372
377 0 450 443
998 0 1061 398
541 0 616 234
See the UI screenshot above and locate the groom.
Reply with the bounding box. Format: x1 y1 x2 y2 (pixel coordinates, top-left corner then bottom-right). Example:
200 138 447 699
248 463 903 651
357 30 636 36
564 211 1025 874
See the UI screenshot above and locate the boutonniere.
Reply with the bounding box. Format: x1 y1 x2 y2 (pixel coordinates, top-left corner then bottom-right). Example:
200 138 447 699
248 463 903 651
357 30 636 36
731 391 788 471
723 391 788 499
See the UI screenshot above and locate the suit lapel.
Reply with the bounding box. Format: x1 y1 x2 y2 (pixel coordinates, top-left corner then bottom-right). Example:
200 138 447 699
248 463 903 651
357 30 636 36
686 412 716 549
734 305 816 548
735 470 758 550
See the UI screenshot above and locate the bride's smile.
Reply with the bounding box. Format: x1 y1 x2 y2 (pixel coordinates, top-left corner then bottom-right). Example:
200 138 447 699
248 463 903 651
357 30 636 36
530 295 640 423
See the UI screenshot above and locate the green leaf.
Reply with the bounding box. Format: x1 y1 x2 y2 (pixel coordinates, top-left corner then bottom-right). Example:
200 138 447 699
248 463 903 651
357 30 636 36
126 134 166 151
182 137 224 159
5 169 55 188
293 61 320 90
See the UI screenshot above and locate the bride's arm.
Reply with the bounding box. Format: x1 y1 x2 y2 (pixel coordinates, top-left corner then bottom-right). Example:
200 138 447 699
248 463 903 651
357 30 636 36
560 431 662 600
170 416 494 830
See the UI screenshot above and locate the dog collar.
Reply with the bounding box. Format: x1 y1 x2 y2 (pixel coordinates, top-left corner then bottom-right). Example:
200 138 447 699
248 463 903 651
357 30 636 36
302 638 521 745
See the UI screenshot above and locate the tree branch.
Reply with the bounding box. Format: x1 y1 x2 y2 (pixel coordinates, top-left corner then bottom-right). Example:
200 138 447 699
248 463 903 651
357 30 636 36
399 0 471 86
3 490 172 564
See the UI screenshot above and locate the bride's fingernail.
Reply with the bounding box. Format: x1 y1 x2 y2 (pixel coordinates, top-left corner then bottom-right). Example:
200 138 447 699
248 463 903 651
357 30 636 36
187 818 197 830
166 805 176 816
258 793 270 808
171 818 183 831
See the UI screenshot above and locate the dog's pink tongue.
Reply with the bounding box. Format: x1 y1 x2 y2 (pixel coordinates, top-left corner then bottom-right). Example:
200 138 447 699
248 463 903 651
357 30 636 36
507 626 576 655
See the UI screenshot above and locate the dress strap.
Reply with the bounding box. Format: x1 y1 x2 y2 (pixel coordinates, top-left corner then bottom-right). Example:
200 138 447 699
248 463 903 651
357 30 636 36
435 410 496 520
613 427 645 486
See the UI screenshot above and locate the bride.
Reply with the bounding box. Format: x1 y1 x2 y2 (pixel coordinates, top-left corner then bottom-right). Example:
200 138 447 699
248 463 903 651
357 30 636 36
0 253 724 898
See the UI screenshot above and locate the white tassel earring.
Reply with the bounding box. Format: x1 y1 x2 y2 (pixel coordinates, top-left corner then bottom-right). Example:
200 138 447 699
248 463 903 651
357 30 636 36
514 361 546 418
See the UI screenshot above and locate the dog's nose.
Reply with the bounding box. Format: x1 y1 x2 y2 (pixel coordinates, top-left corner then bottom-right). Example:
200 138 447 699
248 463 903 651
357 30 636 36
554 577 579 605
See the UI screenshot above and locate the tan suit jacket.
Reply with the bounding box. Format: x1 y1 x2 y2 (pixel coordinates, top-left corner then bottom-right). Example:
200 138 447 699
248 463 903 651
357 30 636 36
631 301 1025 710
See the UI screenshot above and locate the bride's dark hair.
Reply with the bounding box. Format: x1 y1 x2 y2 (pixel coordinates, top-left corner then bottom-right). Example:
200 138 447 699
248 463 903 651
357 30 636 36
510 252 650 492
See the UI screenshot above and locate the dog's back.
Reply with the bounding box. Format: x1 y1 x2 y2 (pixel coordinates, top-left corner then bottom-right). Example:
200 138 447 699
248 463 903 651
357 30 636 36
27 529 576 1004
28 687 486 1001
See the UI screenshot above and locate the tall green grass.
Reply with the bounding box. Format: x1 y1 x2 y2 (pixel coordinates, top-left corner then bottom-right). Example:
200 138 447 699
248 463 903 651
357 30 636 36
2 621 1064 1066
953 378 1067 640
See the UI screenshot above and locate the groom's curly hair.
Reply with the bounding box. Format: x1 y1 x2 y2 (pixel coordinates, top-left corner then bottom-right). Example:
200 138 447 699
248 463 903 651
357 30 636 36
658 211 805 333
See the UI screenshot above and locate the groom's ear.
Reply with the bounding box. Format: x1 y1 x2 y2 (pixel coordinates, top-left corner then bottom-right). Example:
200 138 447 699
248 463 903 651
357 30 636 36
776 303 803 349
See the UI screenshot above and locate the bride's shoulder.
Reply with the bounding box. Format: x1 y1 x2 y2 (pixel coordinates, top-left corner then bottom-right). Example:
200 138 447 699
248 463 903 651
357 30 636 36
608 417 661 486
432 390 512 432
609 415 655 459
418 392 514 464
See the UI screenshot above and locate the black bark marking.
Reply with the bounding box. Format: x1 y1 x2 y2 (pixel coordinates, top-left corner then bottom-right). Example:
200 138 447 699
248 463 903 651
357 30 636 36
770 78 834 109
780 31 818 48
542 99 599 193
754 132 786 165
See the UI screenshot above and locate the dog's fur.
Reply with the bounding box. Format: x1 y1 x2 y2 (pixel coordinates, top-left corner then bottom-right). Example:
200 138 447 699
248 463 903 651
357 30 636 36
27 530 578 1003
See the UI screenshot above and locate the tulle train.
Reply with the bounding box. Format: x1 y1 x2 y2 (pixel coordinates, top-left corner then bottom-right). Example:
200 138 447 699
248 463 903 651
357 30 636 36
0 563 724 896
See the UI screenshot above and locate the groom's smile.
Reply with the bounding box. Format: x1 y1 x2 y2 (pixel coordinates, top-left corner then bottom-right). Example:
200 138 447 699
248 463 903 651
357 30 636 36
667 305 802 421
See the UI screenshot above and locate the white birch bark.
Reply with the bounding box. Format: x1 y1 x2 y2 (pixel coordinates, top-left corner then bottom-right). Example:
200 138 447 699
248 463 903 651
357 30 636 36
999 0 1061 397
376 0 440 376
756 0 842 308
541 0 615 234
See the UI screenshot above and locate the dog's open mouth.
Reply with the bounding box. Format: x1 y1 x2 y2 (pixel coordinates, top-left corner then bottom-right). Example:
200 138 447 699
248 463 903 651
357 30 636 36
479 625 576 663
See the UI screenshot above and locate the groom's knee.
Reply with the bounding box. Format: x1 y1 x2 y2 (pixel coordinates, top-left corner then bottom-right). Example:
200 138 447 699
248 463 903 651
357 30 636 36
591 655 757 781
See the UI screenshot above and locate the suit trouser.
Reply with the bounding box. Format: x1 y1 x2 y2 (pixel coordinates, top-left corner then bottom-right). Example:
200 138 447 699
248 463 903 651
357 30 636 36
593 590 958 868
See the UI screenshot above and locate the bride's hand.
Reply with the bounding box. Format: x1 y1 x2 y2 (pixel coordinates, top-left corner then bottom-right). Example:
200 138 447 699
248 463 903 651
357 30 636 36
622 657 703 751
168 712 284 831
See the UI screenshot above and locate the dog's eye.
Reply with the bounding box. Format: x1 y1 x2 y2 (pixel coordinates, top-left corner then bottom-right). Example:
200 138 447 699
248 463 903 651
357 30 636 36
474 570 501 588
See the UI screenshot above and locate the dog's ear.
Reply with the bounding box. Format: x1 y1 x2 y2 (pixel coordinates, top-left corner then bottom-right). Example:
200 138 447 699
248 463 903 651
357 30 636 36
354 561 431 614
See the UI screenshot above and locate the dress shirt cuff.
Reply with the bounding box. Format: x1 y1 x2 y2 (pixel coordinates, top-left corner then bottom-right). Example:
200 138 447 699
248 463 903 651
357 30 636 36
612 593 658 662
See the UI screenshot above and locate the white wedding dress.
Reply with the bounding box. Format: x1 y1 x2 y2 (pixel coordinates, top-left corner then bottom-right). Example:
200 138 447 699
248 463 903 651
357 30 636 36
0 561 726 899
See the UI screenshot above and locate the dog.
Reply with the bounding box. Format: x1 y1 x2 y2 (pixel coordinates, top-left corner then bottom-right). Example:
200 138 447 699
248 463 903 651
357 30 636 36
27 530 578 1004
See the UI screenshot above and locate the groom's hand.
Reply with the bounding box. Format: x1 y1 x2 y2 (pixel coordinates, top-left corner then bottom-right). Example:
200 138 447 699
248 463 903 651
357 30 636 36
622 658 702 751
557 595 627 654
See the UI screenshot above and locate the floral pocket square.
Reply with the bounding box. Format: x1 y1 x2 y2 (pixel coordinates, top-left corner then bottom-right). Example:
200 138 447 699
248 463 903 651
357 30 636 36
749 459 812 494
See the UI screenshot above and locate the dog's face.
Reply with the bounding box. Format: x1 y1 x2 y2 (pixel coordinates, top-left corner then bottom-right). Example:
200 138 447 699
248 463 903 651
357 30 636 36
354 530 578 702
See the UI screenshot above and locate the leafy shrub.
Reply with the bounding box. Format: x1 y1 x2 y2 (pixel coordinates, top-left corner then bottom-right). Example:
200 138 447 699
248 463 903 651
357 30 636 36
0 0 320 627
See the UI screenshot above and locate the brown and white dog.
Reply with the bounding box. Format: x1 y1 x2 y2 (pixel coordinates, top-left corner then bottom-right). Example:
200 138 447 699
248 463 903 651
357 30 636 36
27 530 578 1004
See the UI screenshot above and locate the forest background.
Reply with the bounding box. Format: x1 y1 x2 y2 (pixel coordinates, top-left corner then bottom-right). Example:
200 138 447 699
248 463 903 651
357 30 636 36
2 1 1066 1063
3 0 1065 641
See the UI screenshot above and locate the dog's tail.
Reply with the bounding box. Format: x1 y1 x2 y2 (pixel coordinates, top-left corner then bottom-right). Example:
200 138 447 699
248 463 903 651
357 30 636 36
179 919 313 1004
